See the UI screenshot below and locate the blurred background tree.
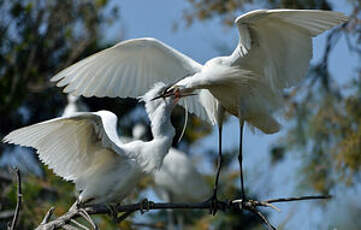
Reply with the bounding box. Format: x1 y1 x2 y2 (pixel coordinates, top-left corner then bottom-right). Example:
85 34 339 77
0 0 360 229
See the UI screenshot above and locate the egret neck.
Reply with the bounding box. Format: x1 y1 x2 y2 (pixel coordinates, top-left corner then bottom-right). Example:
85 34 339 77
141 90 177 172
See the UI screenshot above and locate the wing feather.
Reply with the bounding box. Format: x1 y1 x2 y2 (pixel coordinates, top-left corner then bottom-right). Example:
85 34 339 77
231 9 348 92
51 38 201 98
51 37 212 122
3 111 127 181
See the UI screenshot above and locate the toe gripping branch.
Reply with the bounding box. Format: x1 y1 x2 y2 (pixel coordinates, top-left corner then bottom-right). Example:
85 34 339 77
139 198 155 214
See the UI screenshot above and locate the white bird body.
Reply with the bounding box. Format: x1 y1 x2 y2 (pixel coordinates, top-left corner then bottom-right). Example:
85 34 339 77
154 148 211 202
176 62 282 133
3 83 179 205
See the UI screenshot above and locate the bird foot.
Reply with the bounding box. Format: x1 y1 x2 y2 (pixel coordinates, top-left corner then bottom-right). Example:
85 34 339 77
205 192 219 216
139 198 154 214
232 199 278 230
78 207 99 230
70 200 99 230
107 203 121 223
232 198 245 209
232 199 281 212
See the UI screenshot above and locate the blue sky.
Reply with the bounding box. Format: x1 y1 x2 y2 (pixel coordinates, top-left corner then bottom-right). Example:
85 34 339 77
104 1 360 228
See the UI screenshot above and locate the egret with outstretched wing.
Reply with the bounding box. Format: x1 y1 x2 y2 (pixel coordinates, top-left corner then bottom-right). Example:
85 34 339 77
50 9 348 211
3 83 186 206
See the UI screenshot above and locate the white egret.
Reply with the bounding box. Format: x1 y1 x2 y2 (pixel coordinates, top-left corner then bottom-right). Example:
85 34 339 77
158 9 348 205
62 94 89 117
126 122 211 204
125 122 211 228
49 9 348 209
2 83 187 207
154 148 211 230
154 148 211 203
123 123 211 202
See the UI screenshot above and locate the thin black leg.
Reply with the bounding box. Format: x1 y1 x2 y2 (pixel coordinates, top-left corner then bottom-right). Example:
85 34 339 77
207 125 223 215
213 125 223 197
238 120 245 203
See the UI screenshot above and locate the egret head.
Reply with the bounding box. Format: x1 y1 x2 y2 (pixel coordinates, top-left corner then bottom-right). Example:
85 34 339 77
139 82 180 118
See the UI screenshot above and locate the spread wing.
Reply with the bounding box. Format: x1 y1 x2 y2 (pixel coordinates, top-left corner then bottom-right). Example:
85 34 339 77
3 111 127 181
51 37 210 122
230 9 348 92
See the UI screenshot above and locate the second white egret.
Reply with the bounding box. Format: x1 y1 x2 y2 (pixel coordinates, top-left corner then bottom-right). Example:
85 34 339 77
3 83 186 207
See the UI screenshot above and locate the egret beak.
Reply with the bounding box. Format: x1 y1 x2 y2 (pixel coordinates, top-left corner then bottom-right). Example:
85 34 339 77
150 91 176 101
150 94 164 101
178 93 198 98
150 89 197 101
150 73 194 101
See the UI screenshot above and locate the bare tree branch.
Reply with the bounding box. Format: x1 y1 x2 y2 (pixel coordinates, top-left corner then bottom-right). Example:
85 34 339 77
7 168 22 230
35 195 331 230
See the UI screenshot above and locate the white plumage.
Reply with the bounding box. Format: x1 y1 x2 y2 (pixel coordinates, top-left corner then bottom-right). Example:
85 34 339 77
51 38 209 122
154 148 211 230
168 9 348 132
154 148 211 203
123 123 211 202
3 83 180 205
50 9 348 133
62 94 89 117
161 9 348 203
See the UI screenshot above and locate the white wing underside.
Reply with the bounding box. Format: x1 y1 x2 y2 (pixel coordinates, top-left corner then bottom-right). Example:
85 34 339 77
230 9 348 92
51 38 211 123
3 111 127 181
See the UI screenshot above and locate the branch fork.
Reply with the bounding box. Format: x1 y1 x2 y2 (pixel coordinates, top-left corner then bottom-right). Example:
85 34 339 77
35 195 331 230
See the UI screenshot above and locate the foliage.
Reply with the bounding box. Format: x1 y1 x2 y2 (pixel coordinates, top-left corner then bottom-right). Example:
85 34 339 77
183 0 331 26
279 6 361 193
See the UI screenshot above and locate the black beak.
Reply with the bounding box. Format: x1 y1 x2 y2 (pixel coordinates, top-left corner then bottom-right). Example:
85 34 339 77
151 94 164 101
151 73 194 101
151 92 198 101
151 83 176 101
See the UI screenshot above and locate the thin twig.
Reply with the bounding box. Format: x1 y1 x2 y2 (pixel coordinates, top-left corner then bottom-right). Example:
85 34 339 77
265 195 331 204
131 222 166 230
62 224 80 230
8 168 22 230
70 219 90 230
40 207 55 225
248 206 276 230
